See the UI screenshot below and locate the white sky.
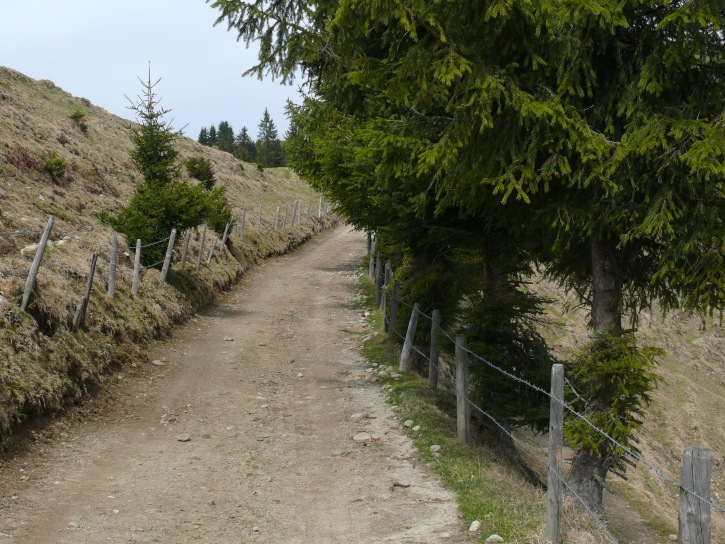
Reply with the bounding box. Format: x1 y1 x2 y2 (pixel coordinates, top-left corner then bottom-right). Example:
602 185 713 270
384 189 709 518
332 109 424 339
0 0 299 140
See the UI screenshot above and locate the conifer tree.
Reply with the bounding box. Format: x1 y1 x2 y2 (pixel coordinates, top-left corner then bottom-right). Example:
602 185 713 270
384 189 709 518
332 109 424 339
198 127 210 146
256 108 284 167
217 120 235 154
233 126 256 162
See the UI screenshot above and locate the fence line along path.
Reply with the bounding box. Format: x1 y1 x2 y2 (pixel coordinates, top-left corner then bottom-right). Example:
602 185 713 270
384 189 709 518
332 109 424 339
0 226 469 543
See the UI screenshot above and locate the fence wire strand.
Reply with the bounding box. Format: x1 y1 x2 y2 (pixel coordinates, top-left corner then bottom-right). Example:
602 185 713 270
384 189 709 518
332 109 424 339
382 283 725 517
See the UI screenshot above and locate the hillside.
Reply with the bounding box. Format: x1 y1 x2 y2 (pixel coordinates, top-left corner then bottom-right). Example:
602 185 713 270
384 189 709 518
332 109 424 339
536 279 725 541
0 66 329 438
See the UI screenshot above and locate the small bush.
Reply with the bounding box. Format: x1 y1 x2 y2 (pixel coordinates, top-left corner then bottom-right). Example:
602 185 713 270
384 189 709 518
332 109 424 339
43 152 66 183
184 156 216 189
70 109 88 134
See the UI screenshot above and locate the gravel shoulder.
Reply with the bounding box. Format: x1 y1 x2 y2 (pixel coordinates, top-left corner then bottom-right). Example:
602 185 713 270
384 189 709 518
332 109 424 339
0 226 469 543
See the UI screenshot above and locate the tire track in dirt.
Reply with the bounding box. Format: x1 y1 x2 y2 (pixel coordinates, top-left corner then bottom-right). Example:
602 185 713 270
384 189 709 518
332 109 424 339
0 226 469 543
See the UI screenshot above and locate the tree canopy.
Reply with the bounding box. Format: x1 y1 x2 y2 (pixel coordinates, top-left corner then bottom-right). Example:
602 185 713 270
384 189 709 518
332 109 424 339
210 0 725 509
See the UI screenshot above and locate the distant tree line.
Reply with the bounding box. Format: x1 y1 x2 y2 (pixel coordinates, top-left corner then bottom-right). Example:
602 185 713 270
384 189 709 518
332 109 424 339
197 108 286 168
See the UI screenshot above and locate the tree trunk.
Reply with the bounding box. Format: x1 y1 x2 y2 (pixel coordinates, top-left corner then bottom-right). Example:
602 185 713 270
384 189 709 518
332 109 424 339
568 232 622 511
568 448 610 511
591 232 622 335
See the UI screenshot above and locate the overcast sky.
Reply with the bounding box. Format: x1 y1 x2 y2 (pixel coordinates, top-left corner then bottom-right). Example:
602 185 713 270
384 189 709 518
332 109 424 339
0 0 299 140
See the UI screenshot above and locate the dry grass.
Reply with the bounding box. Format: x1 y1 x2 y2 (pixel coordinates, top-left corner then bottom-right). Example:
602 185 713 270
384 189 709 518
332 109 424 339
0 66 330 440
536 277 725 542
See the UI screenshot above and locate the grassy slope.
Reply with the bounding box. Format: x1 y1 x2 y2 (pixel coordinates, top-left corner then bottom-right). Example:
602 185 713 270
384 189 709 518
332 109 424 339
0 66 329 438
537 278 725 541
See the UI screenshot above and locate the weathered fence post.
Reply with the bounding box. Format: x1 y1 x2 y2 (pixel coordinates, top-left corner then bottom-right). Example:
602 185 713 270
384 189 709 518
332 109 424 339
21 215 54 311
196 225 207 273
240 208 246 241
257 204 262 234
207 237 218 264
306 200 312 222
374 252 383 305
108 233 117 299
72 252 98 331
429 309 440 390
160 229 176 282
679 447 712 544
399 303 420 371
291 200 298 227
180 229 191 270
455 335 471 445
298 200 303 224
275 207 280 231
283 204 289 228
132 239 141 296
389 283 400 336
368 237 376 279
220 223 230 252
319 196 323 218
547 364 565 544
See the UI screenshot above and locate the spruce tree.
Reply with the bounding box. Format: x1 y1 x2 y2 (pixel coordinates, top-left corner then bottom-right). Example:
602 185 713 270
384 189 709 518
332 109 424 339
198 127 210 146
217 120 235 154
102 69 231 266
208 125 218 147
256 109 284 167
233 126 256 162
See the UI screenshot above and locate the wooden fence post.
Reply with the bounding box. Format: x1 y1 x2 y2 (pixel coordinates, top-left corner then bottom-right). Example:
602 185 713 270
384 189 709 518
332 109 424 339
455 335 471 445
389 283 400 336
21 215 54 311
258 204 262 233
207 237 218 264
298 200 303 224
399 303 420 371
429 310 440 390
306 200 312 222
679 447 712 544
180 229 191 270
240 208 246 241
368 237 376 279
72 252 98 331
291 200 297 227
196 225 207 273
108 233 117 299
547 364 565 544
374 252 383 305
132 239 141 296
220 223 230 251
275 207 280 231
160 229 176 282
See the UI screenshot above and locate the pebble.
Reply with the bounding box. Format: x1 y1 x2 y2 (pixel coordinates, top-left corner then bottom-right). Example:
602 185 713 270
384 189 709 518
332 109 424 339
350 413 365 421
390 372 402 379
430 445 442 453
668 536 677 542
377 371 390 379
150 360 165 367
469 520 481 532
403 420 414 428
176 434 191 442
353 432 373 442
485 535 504 543
412 425 421 432
224 337 234 341
297 373 304 378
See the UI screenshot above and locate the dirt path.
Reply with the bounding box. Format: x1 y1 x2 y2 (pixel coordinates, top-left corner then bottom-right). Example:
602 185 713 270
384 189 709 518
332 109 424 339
0 226 468 543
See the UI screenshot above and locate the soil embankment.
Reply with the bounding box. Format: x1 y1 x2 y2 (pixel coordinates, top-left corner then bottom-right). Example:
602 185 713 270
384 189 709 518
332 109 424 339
0 226 468 543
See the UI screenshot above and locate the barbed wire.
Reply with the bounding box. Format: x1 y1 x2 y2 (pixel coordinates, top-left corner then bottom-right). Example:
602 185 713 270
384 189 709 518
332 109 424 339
382 298 618 539
382 284 725 515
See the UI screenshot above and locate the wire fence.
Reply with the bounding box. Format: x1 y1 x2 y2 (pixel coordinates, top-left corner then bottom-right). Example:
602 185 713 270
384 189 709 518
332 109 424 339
378 276 724 542
1 198 335 324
